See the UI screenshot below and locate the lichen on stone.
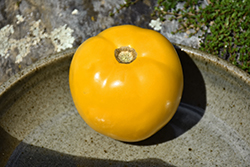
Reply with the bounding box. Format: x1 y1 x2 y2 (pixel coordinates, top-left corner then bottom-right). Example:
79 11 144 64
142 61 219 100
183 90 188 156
0 16 75 63
149 18 162 31
16 14 25 24
50 24 75 52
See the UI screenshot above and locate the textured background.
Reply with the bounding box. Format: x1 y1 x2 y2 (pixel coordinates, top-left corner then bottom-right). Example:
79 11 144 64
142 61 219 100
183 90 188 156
0 0 203 85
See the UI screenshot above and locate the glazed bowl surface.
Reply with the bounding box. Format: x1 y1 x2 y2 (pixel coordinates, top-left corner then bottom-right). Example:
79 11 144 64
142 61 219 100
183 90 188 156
0 45 250 166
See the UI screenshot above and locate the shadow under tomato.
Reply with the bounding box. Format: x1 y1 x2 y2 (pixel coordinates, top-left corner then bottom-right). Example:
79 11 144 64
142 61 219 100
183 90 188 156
126 45 206 146
6 142 176 167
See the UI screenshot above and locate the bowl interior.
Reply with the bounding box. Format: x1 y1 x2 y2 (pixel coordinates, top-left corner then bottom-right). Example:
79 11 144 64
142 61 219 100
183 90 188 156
0 46 250 166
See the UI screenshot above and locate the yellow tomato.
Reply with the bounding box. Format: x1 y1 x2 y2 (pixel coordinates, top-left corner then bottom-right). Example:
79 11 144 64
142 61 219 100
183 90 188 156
69 25 183 142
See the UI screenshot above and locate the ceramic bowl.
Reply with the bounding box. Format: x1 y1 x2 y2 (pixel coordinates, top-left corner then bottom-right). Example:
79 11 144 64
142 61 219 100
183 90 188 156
0 44 250 166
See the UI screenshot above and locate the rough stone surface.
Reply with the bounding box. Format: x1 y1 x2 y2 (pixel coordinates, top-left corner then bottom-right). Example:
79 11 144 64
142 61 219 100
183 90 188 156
0 0 204 84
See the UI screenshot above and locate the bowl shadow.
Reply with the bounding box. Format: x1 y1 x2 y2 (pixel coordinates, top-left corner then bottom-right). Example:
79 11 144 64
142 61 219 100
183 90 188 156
126 45 207 146
6 142 176 167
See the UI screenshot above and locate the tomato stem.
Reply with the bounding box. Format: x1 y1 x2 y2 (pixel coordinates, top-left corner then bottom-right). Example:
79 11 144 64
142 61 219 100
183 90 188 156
115 46 137 64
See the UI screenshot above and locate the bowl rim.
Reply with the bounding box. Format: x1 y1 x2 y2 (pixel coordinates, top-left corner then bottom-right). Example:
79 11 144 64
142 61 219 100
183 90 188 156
175 44 250 85
0 48 76 97
0 45 250 97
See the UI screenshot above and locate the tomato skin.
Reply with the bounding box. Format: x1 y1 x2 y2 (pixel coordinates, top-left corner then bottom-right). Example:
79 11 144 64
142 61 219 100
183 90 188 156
69 25 183 142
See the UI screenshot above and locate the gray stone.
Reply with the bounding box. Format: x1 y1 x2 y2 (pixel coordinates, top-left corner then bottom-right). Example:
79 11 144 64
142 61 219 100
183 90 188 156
0 0 204 84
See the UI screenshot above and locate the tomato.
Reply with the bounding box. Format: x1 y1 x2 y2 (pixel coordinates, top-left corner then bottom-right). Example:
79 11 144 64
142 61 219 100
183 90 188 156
69 25 183 142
